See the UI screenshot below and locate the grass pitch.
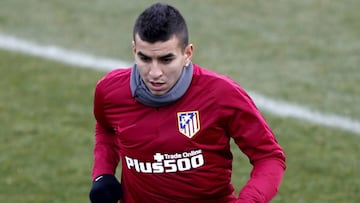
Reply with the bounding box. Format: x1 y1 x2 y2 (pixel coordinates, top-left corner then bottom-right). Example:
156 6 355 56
1 0 360 202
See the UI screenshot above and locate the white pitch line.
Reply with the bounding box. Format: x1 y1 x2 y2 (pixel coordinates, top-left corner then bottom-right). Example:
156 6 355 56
1 32 360 135
0 33 130 70
249 92 360 135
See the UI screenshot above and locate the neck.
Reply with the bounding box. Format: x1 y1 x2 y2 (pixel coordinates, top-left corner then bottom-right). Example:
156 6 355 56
130 63 193 107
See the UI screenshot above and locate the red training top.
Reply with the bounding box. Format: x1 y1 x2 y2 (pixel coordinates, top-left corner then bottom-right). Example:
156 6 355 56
92 64 286 203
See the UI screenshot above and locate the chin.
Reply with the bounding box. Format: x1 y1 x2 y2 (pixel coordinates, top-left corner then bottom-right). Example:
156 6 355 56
151 91 166 96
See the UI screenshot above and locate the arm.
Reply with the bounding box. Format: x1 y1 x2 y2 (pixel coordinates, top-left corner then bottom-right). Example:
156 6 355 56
233 109 286 202
236 158 285 203
89 78 123 203
91 79 121 180
91 122 121 180
224 86 286 202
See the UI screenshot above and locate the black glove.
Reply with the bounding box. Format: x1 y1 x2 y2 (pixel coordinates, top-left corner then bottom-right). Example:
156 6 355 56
89 174 123 203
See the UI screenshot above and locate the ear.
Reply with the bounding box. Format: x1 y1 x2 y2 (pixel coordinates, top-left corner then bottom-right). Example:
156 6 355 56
184 44 194 66
132 41 136 55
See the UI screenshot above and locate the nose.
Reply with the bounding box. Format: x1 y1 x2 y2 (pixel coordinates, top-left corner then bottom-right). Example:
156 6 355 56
148 62 162 78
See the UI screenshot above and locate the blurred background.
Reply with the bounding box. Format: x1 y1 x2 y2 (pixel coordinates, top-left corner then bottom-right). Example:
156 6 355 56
0 0 359 202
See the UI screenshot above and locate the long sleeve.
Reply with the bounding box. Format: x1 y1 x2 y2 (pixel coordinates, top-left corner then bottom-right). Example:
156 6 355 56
231 97 286 202
236 158 285 203
220 81 286 202
91 122 121 180
91 77 121 180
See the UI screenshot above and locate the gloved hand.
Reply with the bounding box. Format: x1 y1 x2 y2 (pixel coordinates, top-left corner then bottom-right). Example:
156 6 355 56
89 174 123 203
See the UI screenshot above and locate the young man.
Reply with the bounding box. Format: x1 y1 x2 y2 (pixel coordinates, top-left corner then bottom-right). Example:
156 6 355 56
89 3 286 203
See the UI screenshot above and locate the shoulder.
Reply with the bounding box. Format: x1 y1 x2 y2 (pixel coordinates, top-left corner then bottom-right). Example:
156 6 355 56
192 64 246 95
192 64 255 107
96 67 132 90
97 67 132 85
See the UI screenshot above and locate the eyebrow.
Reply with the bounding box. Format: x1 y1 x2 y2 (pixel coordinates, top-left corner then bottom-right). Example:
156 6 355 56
137 51 175 59
159 53 175 59
137 51 149 58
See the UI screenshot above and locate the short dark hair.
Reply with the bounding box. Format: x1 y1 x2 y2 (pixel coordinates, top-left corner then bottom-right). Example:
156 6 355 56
133 3 189 50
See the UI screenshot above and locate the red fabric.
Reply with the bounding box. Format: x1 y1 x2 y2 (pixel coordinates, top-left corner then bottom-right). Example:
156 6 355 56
91 64 286 203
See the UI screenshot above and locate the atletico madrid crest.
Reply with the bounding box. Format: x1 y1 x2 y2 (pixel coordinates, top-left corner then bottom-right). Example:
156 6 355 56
177 111 200 138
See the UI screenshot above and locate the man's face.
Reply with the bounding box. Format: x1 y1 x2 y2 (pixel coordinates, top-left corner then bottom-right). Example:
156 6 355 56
132 34 193 95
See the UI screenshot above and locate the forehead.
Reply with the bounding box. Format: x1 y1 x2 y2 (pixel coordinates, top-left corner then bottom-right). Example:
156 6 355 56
134 34 182 56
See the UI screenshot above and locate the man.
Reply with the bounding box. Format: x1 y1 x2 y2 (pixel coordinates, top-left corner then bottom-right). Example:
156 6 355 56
89 3 286 203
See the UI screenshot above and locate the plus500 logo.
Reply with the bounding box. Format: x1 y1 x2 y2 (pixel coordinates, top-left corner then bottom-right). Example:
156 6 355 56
125 150 204 173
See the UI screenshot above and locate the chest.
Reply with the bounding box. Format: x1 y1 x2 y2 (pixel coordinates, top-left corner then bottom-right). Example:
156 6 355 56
108 96 230 156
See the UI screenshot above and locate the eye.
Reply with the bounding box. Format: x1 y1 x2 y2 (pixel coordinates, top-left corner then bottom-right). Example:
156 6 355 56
161 57 173 64
140 56 151 63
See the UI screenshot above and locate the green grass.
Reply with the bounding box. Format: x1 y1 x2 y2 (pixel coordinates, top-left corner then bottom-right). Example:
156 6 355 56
1 48 359 203
0 50 103 202
1 0 360 202
1 0 359 118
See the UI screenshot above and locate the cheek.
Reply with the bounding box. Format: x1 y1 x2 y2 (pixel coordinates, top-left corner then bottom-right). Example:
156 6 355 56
166 65 184 82
169 59 186 78
136 64 149 78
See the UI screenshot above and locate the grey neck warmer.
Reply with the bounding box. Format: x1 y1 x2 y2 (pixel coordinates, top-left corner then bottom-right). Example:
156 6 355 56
130 63 193 107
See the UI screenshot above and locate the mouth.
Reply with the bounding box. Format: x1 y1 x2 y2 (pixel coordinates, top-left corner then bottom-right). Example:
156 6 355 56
148 81 166 93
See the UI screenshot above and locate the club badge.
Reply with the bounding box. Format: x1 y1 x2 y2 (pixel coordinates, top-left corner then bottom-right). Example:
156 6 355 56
177 111 200 138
